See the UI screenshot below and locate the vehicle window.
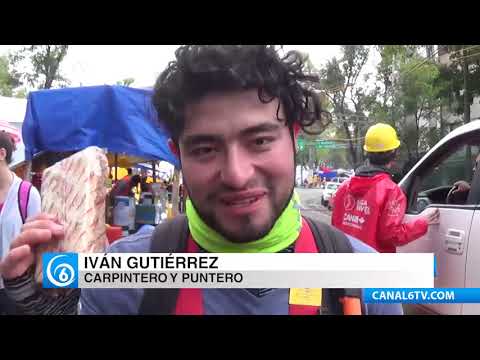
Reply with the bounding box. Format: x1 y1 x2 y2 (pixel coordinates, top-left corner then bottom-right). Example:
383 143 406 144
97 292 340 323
412 144 480 211
420 145 479 192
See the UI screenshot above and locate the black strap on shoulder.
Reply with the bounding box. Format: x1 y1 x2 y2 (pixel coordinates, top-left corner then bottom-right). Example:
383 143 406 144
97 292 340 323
138 215 189 315
303 215 363 315
149 215 189 253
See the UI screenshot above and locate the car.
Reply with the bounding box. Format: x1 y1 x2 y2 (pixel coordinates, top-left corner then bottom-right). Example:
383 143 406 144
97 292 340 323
321 182 340 209
320 176 348 189
332 176 349 184
396 120 480 315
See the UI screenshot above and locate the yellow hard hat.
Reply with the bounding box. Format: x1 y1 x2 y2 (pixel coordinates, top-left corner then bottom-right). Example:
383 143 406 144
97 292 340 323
364 123 401 153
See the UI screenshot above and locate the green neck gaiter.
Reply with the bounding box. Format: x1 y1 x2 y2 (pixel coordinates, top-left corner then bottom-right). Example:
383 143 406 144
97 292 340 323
185 192 302 253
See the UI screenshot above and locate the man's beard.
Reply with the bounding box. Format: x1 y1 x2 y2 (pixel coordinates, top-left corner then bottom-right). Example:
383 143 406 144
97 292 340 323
184 181 294 243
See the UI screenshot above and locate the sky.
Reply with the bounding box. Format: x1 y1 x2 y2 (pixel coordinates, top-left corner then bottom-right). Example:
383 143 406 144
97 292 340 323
0 45 348 89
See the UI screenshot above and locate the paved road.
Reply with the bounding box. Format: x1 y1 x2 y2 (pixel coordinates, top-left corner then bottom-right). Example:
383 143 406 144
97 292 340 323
295 187 332 224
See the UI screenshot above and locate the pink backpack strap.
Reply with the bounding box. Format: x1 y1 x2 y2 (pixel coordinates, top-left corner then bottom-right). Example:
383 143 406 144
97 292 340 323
18 180 32 224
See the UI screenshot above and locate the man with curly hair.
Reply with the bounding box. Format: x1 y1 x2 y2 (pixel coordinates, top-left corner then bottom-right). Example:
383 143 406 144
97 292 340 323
1 45 402 315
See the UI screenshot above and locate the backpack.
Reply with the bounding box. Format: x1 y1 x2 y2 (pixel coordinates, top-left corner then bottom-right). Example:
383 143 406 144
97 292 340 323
17 180 32 224
139 215 362 315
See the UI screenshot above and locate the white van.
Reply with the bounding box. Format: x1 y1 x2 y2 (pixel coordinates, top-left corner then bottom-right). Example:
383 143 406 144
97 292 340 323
397 120 480 315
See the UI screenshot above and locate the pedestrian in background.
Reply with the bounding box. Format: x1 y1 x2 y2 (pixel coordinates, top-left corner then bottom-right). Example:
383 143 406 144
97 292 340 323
0 132 41 314
331 123 440 253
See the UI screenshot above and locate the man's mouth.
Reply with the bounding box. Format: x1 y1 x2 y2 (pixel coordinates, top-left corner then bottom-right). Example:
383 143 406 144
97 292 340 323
224 197 261 207
219 191 267 208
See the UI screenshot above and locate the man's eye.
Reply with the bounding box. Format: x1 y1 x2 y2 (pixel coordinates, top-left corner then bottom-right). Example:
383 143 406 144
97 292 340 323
254 137 273 146
192 147 215 156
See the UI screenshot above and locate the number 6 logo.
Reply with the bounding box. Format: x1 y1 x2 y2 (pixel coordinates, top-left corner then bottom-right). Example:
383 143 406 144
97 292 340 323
46 254 76 287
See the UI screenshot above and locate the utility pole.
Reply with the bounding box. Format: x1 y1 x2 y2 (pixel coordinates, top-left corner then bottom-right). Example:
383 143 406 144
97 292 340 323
462 49 473 180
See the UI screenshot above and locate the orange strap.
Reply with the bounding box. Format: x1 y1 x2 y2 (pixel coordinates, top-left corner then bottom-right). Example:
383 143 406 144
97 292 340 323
340 297 362 315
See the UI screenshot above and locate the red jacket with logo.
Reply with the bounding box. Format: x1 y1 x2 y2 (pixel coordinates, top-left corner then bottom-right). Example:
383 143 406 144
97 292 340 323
331 167 428 253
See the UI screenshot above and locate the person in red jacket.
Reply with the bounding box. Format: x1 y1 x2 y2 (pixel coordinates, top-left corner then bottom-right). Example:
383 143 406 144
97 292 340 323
331 123 440 253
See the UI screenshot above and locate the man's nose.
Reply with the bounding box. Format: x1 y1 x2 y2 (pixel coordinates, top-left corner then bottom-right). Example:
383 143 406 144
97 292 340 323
220 147 255 189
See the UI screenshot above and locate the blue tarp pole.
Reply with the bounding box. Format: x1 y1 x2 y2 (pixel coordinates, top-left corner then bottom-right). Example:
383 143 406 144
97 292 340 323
114 154 118 182
152 161 156 182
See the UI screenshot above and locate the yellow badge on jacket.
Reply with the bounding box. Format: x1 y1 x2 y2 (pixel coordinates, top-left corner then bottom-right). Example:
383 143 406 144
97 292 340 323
289 288 322 307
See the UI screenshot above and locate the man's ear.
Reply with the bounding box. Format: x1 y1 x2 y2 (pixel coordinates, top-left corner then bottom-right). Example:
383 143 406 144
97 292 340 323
293 123 301 138
168 139 180 158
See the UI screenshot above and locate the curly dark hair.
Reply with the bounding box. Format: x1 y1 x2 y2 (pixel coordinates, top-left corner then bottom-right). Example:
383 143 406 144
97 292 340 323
152 45 330 142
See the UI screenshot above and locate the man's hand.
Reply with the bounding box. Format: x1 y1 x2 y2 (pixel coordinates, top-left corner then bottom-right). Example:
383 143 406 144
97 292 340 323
453 180 471 193
421 208 440 225
0 213 64 280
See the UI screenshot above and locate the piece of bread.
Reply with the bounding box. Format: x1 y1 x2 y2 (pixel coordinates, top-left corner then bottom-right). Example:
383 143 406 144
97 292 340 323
35 147 109 287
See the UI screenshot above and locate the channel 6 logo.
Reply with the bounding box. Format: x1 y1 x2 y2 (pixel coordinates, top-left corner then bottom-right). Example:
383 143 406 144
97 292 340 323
42 253 78 288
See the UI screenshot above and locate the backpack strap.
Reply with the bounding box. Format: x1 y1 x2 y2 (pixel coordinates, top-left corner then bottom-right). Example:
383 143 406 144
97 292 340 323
138 215 189 315
174 236 203 315
17 180 32 224
303 215 363 315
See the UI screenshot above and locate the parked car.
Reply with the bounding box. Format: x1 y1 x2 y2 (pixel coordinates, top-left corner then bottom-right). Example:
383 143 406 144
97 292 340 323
396 120 480 315
321 182 340 209
332 176 349 184
321 176 348 189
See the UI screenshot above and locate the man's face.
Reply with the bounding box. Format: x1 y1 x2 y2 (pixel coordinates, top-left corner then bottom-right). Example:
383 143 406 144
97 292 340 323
0 147 8 166
178 90 295 243
474 154 480 172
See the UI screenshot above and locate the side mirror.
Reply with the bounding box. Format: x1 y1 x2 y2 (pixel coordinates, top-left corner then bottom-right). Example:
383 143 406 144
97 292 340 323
416 197 430 213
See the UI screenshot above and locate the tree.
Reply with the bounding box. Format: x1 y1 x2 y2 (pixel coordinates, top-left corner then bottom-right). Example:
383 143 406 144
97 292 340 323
116 78 135 87
0 55 21 96
397 58 441 161
14 87 28 99
363 46 449 174
443 45 480 180
9 45 70 90
441 45 480 124
320 45 371 167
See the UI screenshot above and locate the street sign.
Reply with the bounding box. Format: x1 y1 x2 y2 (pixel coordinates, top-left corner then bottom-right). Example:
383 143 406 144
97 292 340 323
296 138 349 150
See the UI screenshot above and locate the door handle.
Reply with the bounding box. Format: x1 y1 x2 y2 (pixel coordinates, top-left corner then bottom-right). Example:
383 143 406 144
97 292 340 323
444 229 465 255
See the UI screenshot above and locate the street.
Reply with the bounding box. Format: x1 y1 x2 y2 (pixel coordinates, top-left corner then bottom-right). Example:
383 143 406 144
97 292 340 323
295 187 332 224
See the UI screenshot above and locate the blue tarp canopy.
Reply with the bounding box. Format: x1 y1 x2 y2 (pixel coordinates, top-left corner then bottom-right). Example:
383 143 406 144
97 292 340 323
316 170 337 179
22 85 179 167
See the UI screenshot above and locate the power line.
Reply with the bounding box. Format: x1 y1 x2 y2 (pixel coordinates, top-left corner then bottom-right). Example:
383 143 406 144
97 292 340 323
404 45 480 77
450 50 480 63
445 45 480 59
402 47 442 78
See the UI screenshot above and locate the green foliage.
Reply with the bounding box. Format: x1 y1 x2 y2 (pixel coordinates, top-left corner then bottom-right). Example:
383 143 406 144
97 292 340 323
116 78 135 87
9 45 69 90
364 45 447 166
440 45 480 118
0 56 21 96
319 46 371 167
14 87 28 98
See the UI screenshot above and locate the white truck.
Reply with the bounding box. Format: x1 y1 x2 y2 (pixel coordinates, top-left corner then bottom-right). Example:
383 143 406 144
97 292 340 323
397 120 480 315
